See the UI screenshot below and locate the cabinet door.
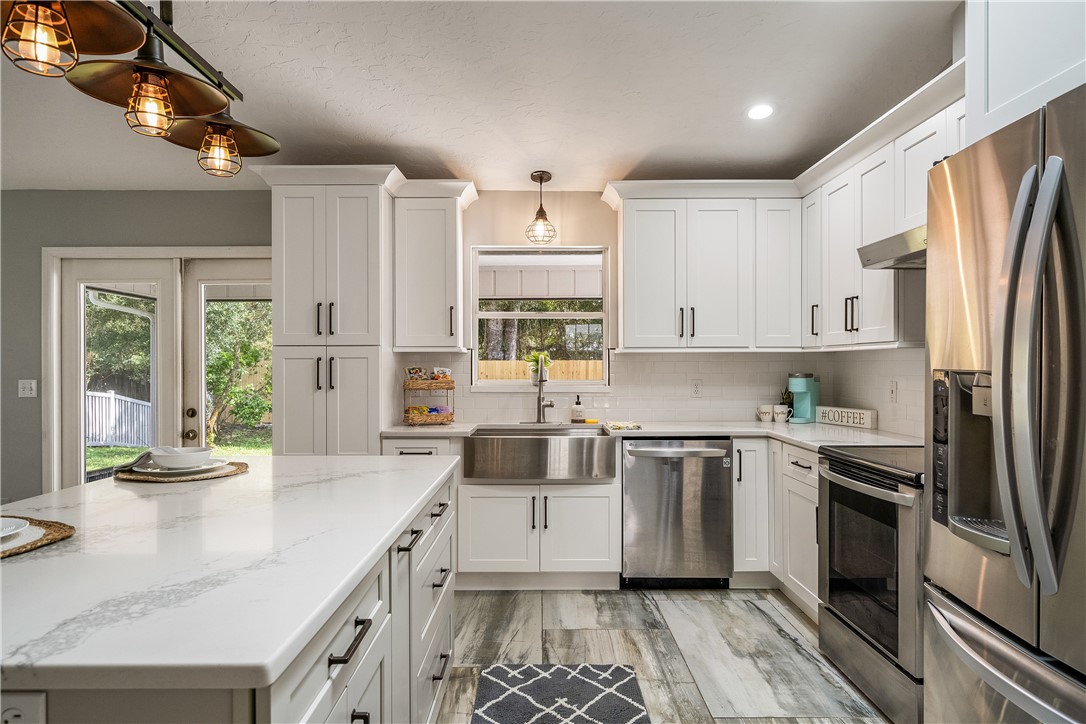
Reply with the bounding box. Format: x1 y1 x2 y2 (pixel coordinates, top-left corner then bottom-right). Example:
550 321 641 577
820 169 857 346
539 485 621 572
854 143 897 344
945 98 968 156
340 615 393 724
327 347 379 455
327 186 382 346
755 198 801 348
395 198 461 349
894 112 948 233
273 186 327 346
688 199 754 347
783 476 820 616
768 441 784 579
800 191 823 348
964 0 1085 146
622 200 687 348
273 346 327 455
457 485 539 572
733 440 769 572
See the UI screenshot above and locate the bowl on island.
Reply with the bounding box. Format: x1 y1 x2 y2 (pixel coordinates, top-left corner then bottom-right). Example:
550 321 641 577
149 447 213 469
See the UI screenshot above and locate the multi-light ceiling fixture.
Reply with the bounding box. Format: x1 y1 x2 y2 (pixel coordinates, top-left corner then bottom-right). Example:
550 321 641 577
525 170 557 245
2 0 279 177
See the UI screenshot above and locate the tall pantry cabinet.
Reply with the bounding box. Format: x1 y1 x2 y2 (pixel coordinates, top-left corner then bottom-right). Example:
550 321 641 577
255 166 403 456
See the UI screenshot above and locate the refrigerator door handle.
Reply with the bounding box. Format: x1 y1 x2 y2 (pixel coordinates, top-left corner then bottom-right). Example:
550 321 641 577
1012 156 1065 596
992 165 1039 586
927 601 1079 724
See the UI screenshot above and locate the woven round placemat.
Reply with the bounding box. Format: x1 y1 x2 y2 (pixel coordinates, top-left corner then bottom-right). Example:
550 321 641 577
113 461 248 483
1 517 76 559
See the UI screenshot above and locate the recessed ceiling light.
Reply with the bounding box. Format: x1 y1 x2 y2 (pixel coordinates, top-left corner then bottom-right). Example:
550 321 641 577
747 104 774 120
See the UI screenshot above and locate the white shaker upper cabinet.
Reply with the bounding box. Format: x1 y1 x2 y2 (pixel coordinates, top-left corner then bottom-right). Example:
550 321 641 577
800 191 823 348
326 186 383 346
395 198 463 350
687 199 755 348
754 198 801 348
854 143 897 344
964 0 1085 146
820 169 857 347
621 199 687 348
945 98 968 156
273 186 327 346
894 111 948 233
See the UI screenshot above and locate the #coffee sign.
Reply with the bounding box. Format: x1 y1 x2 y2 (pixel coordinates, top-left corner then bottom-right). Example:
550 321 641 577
816 406 878 429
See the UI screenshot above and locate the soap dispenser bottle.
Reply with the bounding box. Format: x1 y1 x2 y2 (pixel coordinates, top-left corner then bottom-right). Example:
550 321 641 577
571 395 586 423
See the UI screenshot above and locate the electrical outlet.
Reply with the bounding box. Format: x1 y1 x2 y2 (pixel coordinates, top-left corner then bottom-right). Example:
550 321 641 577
889 380 898 404
2 692 46 724
18 380 37 398
691 379 703 398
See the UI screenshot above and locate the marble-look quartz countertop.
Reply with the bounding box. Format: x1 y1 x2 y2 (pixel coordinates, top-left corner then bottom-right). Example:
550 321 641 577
1 456 458 691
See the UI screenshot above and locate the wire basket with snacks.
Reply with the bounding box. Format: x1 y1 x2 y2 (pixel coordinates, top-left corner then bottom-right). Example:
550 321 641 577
403 367 455 425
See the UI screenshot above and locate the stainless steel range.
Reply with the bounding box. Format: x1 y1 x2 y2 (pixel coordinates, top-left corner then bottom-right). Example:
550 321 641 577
818 445 925 723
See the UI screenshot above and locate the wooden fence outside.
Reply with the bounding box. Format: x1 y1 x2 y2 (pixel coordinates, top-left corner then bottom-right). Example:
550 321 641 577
86 390 152 447
476 360 604 381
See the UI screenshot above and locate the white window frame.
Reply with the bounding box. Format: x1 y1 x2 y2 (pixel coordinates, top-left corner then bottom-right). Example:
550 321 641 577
470 246 610 392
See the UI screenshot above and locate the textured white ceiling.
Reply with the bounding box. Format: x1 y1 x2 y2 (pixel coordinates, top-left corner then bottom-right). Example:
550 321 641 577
0 1 957 191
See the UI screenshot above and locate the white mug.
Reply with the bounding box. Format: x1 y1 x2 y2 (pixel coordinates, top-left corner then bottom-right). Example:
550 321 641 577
773 405 793 422
757 404 773 422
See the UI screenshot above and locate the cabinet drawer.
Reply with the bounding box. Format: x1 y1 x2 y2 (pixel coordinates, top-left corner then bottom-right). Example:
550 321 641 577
782 445 818 488
325 614 394 724
412 514 455 649
279 553 391 724
414 605 454 724
382 438 451 457
398 478 454 565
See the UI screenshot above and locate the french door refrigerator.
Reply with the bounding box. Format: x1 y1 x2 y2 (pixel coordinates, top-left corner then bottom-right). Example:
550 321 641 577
924 83 1086 722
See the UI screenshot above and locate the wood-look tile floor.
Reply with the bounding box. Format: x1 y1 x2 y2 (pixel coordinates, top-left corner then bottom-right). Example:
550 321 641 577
437 589 886 724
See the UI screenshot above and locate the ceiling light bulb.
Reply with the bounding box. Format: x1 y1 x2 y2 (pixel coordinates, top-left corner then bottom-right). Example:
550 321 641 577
2 2 77 77
125 72 174 137
198 126 242 177
747 104 774 120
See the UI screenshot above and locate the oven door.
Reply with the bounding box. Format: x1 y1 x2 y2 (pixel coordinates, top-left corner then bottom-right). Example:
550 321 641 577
819 462 922 677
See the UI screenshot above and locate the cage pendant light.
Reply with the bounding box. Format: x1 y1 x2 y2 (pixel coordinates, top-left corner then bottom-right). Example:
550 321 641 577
2 1 76 76
125 71 174 136
163 105 280 179
198 125 242 177
525 170 557 245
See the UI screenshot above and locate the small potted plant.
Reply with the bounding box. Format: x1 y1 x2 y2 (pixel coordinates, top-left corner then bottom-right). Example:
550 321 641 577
525 350 553 385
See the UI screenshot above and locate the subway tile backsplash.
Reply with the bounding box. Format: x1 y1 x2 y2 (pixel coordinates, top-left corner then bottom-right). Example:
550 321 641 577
395 347 926 438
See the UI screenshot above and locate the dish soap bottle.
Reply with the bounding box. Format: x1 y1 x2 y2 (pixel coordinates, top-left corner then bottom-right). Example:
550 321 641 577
571 395 586 423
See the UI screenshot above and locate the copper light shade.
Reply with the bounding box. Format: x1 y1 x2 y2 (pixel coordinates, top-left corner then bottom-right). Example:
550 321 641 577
164 107 280 178
525 170 557 245
1 0 143 77
66 34 228 136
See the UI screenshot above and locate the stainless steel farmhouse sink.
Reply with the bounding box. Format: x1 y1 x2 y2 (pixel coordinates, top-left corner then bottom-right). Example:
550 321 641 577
464 426 616 481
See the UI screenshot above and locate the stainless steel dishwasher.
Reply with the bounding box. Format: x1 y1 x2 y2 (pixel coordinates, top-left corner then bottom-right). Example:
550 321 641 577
621 438 733 588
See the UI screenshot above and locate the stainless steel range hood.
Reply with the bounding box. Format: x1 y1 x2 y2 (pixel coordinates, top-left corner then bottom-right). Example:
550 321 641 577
857 225 927 269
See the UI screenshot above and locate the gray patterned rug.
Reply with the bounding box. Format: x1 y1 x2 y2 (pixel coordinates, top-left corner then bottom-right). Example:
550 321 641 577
471 663 650 724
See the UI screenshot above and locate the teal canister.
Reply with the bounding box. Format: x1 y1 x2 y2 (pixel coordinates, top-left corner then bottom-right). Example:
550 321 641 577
788 373 820 424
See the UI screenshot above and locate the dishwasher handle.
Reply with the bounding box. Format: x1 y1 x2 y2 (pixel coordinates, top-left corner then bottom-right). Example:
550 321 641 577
627 447 728 459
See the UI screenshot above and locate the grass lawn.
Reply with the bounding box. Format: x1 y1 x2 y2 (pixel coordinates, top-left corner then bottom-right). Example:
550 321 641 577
86 446 144 472
84 426 271 473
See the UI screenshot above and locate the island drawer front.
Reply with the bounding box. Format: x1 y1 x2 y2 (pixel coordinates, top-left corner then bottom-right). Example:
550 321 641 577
279 552 391 724
324 614 393 724
411 511 456 649
415 606 454 724
401 477 454 563
782 444 819 488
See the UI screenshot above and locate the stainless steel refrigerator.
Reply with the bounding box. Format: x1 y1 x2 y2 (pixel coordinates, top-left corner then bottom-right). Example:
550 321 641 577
924 83 1086 722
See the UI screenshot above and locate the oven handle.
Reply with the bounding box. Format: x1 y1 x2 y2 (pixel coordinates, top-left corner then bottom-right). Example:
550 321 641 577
819 464 916 507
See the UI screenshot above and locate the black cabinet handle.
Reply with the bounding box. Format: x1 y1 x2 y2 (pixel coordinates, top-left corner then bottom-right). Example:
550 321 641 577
398 450 435 455
328 356 335 390
328 617 372 667
850 296 860 332
690 307 696 338
432 652 451 681
430 501 450 519
843 297 850 334
679 308 684 338
531 495 537 530
790 460 813 471
543 495 549 530
450 305 455 337
397 528 424 553
350 712 370 723
811 304 819 336
328 301 334 336
737 448 743 482
432 567 452 589
316 356 322 390
316 302 322 335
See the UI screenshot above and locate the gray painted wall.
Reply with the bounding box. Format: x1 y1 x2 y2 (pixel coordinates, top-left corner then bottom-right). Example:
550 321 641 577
1 190 270 503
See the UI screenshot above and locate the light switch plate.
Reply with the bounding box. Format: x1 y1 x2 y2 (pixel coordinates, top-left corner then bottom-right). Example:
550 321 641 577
18 380 37 398
1 692 46 724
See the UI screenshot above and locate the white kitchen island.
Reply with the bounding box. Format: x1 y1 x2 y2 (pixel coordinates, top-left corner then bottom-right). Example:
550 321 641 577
1 455 459 724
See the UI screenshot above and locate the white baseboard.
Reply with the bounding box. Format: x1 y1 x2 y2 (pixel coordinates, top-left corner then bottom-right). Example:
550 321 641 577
456 571 620 590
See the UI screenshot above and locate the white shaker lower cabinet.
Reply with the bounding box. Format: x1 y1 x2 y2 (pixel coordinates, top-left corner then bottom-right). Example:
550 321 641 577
754 198 802 347
273 346 379 455
768 440 785 579
324 615 393 724
733 439 770 572
458 484 621 573
783 476 820 618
